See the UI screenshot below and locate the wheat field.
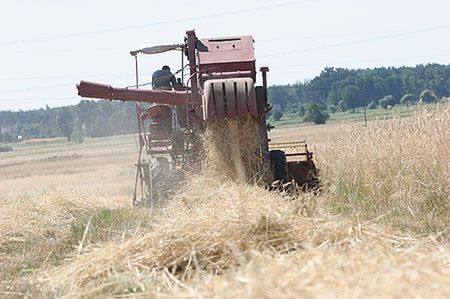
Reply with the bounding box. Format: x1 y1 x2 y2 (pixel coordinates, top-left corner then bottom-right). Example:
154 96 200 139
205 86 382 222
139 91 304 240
0 104 449 298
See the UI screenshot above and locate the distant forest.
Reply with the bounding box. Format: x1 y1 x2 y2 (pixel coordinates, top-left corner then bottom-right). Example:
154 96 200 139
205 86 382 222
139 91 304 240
0 101 137 143
268 63 450 111
1 63 449 143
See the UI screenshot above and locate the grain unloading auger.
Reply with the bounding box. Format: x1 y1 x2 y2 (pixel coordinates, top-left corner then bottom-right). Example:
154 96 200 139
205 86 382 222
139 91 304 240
77 30 318 206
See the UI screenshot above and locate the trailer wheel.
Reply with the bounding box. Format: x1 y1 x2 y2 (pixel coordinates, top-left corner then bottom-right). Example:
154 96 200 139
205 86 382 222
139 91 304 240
287 160 319 191
270 150 289 183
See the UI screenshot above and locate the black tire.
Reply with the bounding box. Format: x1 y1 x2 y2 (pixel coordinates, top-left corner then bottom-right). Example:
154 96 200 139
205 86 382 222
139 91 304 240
270 150 289 182
294 160 319 191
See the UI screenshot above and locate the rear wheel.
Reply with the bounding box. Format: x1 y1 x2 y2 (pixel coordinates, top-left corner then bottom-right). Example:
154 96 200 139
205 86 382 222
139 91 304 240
287 160 319 191
270 150 289 183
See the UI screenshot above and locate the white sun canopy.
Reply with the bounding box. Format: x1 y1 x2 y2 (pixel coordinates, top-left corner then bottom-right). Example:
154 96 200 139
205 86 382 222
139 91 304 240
130 44 184 56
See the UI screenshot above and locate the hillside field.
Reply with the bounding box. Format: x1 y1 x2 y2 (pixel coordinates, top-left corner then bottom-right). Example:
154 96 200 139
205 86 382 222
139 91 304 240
0 104 449 298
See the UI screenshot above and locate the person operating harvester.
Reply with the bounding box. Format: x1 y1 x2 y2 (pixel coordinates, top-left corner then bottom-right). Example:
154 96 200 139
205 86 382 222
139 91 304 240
152 65 177 90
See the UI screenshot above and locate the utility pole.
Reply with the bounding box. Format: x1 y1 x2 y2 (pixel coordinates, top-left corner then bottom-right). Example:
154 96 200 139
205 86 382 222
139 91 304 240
363 107 368 127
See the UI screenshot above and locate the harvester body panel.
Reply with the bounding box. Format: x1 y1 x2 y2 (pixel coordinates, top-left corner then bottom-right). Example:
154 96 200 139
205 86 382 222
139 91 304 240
197 36 257 84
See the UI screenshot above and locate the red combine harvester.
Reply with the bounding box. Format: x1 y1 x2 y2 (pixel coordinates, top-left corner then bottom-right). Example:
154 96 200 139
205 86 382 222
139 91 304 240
77 30 317 206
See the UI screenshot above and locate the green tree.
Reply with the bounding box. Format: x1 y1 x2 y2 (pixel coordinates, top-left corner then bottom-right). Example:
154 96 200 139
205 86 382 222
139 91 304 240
341 85 361 112
272 110 283 121
328 104 337 114
400 94 415 105
338 100 347 112
297 105 306 117
304 103 329 124
420 89 437 103
57 109 74 141
379 95 396 109
367 101 377 109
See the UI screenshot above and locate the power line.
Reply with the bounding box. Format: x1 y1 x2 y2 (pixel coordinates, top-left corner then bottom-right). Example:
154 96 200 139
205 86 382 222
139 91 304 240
0 73 146 81
2 22 449 96
0 96 79 103
6 21 433 60
2 54 449 101
0 75 92 81
0 47 127 55
256 29 414 43
2 53 449 93
2 61 450 107
271 53 450 68
261 24 450 58
0 83 75 93
0 29 412 56
0 0 320 46
0 73 149 93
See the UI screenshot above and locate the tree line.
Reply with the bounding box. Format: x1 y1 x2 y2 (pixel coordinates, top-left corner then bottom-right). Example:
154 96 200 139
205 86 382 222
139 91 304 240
268 63 450 121
0 100 137 143
1 63 449 143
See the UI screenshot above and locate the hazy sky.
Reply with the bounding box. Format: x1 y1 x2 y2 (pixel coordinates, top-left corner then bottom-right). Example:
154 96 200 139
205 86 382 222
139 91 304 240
1 0 449 111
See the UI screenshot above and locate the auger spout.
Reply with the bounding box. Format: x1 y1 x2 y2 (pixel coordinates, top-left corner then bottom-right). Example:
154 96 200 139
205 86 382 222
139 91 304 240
77 81 190 106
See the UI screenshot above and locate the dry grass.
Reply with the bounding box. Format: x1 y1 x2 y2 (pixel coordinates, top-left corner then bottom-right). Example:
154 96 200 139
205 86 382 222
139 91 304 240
1 104 449 298
319 103 450 233
35 176 450 297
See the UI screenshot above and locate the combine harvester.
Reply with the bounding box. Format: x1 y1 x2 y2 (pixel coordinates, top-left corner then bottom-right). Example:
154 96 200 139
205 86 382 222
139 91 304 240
77 29 317 206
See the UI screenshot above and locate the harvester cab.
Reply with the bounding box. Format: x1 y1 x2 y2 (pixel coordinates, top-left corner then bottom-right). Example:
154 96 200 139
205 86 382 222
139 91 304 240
76 29 318 206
